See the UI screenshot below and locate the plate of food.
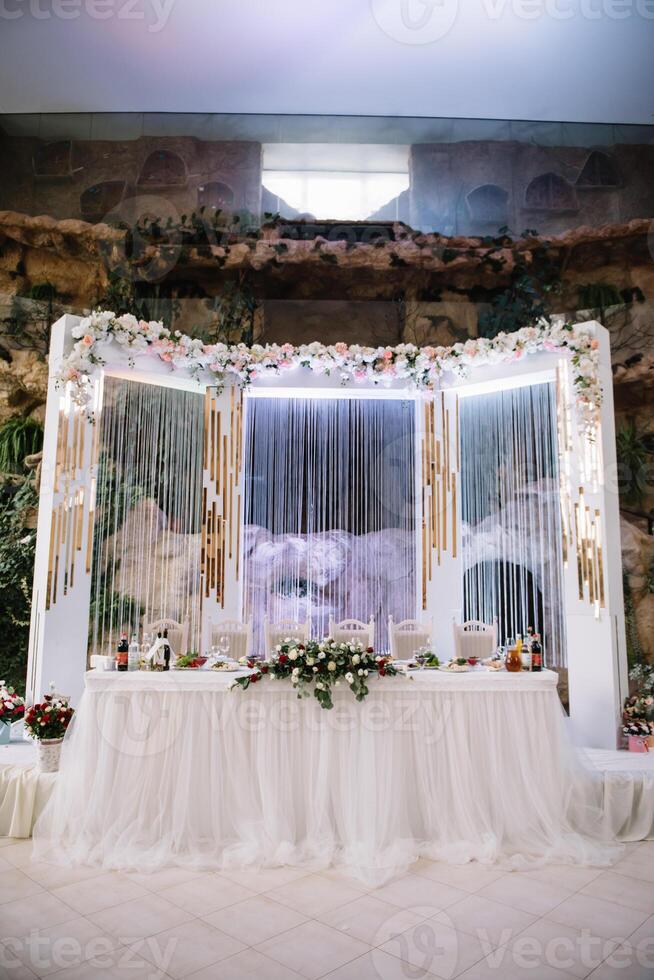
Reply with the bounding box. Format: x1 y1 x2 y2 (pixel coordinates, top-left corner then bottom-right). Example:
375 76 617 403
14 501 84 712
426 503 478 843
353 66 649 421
211 661 241 672
173 655 207 670
423 654 440 669
484 658 504 671
440 658 470 672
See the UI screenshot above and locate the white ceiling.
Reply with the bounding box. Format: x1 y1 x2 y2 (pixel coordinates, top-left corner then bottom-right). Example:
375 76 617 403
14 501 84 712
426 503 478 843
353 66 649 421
0 0 652 124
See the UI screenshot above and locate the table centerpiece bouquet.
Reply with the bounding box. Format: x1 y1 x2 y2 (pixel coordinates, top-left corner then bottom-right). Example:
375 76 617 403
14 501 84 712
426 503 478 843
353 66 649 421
0 682 25 744
231 638 399 710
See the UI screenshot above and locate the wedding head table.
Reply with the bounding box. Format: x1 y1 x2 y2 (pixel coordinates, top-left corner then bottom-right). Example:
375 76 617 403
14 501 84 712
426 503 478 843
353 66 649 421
32 667 621 885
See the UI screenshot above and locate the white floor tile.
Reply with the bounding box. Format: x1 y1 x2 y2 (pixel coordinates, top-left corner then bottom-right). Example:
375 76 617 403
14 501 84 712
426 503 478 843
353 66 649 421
587 941 654 980
0 868 43 905
612 847 654 885
89 893 193 942
185 947 304 979
220 865 310 894
458 952 577 980
380 918 489 979
580 871 654 914
520 864 604 892
2 915 120 978
158 873 255 917
124 867 205 893
256 920 369 980
51 873 150 916
136 919 245 979
434 894 536 949
546 893 650 943
0 893 78 941
266 874 364 918
476 872 573 916
506 916 619 978
203 894 307 946
47 944 168 979
324 948 439 979
371 873 468 914
318 893 426 946
412 861 505 894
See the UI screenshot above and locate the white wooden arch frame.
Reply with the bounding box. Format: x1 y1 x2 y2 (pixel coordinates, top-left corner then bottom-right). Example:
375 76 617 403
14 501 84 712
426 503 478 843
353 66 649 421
27 315 627 748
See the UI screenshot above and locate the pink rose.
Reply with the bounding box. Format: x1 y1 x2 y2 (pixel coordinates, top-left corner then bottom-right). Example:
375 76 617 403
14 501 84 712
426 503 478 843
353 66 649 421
383 350 394 361
82 335 94 346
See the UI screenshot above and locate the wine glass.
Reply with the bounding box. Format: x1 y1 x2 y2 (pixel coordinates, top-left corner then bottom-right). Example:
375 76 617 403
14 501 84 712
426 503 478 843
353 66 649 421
415 646 428 669
218 635 230 661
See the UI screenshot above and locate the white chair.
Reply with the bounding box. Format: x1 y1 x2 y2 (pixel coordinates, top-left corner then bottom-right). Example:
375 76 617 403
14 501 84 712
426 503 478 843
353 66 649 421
388 616 432 660
211 619 253 661
328 616 374 649
453 619 497 660
142 617 189 659
264 617 310 660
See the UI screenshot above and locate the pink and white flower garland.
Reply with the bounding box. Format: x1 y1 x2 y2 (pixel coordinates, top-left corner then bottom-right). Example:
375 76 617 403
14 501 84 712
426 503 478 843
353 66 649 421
58 311 602 432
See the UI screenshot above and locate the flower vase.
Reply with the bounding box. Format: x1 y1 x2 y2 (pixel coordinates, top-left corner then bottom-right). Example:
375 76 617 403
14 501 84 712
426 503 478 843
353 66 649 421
0 721 10 745
37 737 64 772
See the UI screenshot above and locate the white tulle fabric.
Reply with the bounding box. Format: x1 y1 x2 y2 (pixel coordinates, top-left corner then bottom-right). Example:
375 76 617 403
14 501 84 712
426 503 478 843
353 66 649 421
33 670 622 886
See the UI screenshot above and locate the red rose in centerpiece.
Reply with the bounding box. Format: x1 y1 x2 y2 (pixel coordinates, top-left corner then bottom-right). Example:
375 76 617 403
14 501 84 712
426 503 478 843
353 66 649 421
278 654 288 665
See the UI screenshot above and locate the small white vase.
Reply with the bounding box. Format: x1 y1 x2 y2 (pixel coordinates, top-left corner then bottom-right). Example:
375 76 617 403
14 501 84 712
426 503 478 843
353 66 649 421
36 737 63 773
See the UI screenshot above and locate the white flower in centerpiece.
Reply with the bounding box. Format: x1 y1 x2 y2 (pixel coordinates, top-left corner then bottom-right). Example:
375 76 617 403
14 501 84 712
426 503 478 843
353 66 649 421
352 654 360 665
289 652 298 661
306 657 315 666
318 652 326 660
358 669 364 676
345 672 354 684
316 681 324 690
364 669 369 676
313 666 318 672
327 662 336 672
292 667 300 676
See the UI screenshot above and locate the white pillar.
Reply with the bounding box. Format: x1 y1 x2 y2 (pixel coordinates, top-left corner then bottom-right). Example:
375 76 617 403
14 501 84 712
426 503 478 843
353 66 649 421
421 389 462 660
26 315 98 707
562 321 628 748
200 383 245 648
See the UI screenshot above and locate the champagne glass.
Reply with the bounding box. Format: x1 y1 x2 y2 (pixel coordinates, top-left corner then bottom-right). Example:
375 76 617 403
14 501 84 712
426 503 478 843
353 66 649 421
218 635 230 661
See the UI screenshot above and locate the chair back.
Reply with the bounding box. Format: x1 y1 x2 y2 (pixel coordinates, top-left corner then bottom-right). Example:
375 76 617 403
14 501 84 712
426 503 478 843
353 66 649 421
211 619 253 661
388 617 432 660
453 619 497 660
264 618 310 660
142 617 189 659
329 616 374 649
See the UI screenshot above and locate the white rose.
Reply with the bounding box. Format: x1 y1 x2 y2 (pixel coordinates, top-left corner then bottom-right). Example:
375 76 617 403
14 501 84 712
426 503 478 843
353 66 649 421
292 667 300 676
306 657 314 666
289 652 298 661
313 666 318 672
327 662 336 672
364 670 369 676
358 669 364 676
345 672 354 684
318 652 326 660
352 654 360 665
315 682 324 690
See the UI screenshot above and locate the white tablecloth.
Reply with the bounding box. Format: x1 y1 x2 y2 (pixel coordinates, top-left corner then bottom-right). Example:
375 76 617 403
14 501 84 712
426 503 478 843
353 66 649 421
33 668 622 884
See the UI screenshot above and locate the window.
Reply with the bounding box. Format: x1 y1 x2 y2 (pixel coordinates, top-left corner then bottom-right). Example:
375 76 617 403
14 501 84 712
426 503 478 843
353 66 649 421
524 173 577 212
466 184 509 224
576 151 620 188
32 140 78 179
197 181 235 210
80 181 126 222
137 150 186 188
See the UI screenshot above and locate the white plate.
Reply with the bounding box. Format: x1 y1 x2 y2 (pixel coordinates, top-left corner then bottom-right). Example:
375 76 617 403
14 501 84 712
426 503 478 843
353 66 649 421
211 664 241 673
439 664 470 672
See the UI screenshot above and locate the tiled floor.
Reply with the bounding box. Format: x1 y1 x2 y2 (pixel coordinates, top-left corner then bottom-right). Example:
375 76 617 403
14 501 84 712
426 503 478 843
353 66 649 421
0 838 653 979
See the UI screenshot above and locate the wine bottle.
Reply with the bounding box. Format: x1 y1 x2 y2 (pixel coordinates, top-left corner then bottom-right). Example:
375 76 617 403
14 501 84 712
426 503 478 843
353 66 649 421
128 633 140 671
163 629 171 671
116 632 129 672
531 634 542 672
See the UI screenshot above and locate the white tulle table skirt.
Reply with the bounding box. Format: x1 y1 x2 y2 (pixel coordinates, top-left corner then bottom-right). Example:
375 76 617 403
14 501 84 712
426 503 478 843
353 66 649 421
33 669 622 885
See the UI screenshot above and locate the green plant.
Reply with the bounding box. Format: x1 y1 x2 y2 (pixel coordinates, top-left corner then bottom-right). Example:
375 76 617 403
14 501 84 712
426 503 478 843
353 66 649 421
616 420 653 507
0 417 43 474
475 229 562 338
0 477 38 693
